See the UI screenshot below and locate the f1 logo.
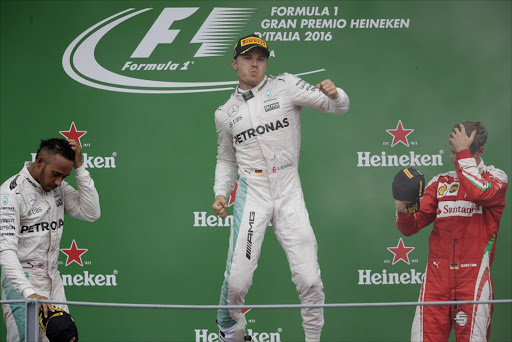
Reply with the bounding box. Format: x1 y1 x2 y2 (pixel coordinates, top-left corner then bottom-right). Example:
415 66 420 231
131 8 199 58
63 7 257 93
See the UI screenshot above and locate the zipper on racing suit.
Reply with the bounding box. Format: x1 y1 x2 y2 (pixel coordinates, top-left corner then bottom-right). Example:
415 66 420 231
451 239 459 320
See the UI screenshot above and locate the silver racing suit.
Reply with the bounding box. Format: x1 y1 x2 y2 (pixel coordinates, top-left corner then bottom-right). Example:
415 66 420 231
214 73 349 341
0 162 100 342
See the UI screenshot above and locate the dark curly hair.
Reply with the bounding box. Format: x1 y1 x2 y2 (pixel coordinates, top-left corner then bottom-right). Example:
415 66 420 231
36 138 75 161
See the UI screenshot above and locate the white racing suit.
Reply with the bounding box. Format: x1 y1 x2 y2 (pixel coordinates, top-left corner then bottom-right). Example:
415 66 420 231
0 162 100 342
214 73 349 341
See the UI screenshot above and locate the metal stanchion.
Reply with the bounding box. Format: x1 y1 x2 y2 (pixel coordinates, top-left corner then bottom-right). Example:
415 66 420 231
25 298 39 342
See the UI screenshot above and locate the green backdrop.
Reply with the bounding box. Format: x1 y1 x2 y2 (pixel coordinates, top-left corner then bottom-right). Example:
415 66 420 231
1 1 510 341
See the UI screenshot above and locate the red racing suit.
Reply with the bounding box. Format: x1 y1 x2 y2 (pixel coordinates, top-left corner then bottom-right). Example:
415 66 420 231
396 149 508 342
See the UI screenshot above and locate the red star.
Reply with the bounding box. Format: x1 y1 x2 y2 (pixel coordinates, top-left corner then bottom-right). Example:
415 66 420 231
386 120 414 147
59 122 87 147
387 238 415 265
228 182 238 207
61 240 88 266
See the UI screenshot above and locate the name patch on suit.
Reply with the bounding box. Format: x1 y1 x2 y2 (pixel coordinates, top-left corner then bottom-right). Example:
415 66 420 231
264 102 280 112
